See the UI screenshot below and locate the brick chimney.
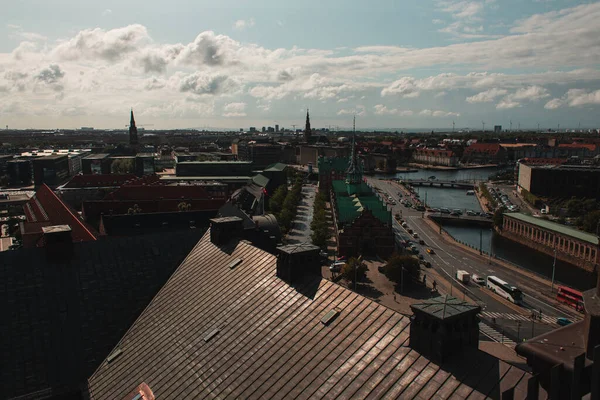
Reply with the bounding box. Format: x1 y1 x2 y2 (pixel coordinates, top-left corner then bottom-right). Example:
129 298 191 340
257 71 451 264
209 216 243 246
42 225 73 262
276 242 321 284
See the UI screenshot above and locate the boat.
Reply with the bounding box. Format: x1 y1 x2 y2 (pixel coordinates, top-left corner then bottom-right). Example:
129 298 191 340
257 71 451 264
466 190 475 195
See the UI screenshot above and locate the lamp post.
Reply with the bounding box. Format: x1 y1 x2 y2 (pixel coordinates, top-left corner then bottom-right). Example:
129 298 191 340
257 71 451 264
489 229 493 264
551 247 557 293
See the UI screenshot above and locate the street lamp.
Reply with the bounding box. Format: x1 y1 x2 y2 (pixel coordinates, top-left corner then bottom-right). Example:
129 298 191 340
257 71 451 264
551 247 557 293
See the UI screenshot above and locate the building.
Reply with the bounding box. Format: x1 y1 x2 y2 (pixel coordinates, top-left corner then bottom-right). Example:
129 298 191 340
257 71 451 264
6 159 31 185
494 125 502 133
330 135 394 259
236 141 284 169
318 156 351 192
176 160 253 177
82 153 112 174
0 189 33 215
0 154 13 178
0 228 204 399
21 184 98 247
129 109 138 145
32 154 70 187
412 148 458 167
517 164 600 198
56 173 138 209
304 108 312 142
501 212 599 272
84 220 540 399
462 143 507 165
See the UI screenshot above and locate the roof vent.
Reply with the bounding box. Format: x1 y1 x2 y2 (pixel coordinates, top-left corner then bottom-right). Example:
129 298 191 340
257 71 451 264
321 308 340 325
106 348 123 363
204 328 220 342
228 258 243 270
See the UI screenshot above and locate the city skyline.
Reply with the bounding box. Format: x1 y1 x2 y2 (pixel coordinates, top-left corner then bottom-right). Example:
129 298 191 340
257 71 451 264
1 0 600 130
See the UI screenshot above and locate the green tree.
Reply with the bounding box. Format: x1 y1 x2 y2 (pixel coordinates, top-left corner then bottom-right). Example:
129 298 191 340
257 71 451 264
111 158 134 174
127 204 142 214
269 185 288 214
177 202 191 211
341 257 368 285
382 254 420 286
493 207 506 229
582 210 600 234
0 174 9 187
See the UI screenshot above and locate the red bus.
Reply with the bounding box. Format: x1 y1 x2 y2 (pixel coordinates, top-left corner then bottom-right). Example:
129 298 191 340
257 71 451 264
556 286 584 312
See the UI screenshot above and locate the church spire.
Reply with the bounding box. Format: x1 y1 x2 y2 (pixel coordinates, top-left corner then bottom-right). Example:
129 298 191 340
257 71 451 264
129 108 138 145
345 115 362 194
304 108 312 142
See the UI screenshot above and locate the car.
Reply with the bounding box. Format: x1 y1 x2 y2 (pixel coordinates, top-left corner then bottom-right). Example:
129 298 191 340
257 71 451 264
466 210 477 216
390 200 397 205
556 317 573 326
452 209 463 215
541 209 548 215
408 229 413 234
472 274 485 285
422 261 432 268
418 254 424 260
430 208 440 213
426 248 435 254
412 232 419 238
378 265 385 273
419 239 425 245
401 222 407 228
440 208 451 214
450 211 460 216
415 205 425 211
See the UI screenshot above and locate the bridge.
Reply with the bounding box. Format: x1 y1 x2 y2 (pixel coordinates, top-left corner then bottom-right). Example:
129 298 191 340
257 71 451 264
401 179 477 189
428 213 493 228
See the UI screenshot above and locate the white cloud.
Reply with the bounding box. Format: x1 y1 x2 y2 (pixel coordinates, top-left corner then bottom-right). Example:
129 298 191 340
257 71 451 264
434 91 447 98
337 105 366 117
381 77 420 97
544 89 600 109
511 85 550 101
544 98 563 109
496 99 520 109
101 9 112 16
466 88 507 103
222 102 247 117
234 18 255 30
373 105 413 116
419 109 460 117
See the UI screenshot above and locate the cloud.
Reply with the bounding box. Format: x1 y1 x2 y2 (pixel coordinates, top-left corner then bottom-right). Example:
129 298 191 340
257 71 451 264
101 9 112 16
544 98 563 109
437 1 485 20
36 64 65 84
337 105 366 117
144 77 166 90
53 24 150 61
544 89 600 109
496 99 520 109
466 88 507 103
373 105 413 116
419 109 460 117
493 85 549 109
175 31 239 67
381 77 420 97
179 73 239 96
233 18 255 30
222 102 247 117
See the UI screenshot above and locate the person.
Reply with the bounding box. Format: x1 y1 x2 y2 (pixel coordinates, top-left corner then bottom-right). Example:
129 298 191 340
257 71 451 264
539 309 543 321
432 280 437 291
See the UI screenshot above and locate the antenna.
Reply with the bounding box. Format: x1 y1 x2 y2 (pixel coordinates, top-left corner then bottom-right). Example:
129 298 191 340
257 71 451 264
557 123 560 132
482 121 485 132
292 124 296 133
353 115 356 133
452 121 455 132
510 120 512 132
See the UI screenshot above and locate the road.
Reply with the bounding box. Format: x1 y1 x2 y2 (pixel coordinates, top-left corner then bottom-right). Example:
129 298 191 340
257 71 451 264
367 177 583 342
286 184 316 245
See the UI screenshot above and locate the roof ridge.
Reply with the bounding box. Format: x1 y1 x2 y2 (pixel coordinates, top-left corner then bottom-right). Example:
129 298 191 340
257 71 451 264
41 184 98 240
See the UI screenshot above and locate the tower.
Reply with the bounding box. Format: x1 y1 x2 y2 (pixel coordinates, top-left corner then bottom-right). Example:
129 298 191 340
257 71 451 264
129 109 138 146
345 116 362 195
304 109 312 142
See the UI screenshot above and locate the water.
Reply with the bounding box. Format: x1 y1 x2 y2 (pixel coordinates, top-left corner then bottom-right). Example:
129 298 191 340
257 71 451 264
393 167 498 182
414 186 482 212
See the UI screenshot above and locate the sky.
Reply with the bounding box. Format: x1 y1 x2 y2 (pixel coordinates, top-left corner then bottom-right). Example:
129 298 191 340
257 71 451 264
1 0 600 130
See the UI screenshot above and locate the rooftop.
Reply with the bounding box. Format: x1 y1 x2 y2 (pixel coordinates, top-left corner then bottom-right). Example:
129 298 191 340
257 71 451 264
86 232 538 399
83 153 110 160
263 162 288 172
411 295 481 320
332 180 391 225
160 175 252 182
528 164 600 172
504 212 599 245
177 160 253 165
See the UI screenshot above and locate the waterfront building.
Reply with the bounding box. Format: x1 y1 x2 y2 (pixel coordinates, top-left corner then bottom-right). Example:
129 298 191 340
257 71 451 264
329 133 394 259
517 163 600 198
501 212 599 272
412 148 458 167
462 143 507 165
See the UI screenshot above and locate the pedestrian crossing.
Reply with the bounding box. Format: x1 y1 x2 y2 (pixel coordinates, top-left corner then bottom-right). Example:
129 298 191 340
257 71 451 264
479 322 516 347
481 311 557 325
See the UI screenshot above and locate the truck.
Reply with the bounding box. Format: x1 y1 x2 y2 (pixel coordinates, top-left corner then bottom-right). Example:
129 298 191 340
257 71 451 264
456 270 471 284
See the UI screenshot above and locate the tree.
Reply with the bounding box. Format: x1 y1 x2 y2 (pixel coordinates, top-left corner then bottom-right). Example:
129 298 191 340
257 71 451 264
177 202 191 212
582 210 600 234
127 204 142 214
382 254 420 286
493 207 505 229
111 158 134 174
341 257 368 285
377 160 385 170
0 174 9 187
269 185 287 214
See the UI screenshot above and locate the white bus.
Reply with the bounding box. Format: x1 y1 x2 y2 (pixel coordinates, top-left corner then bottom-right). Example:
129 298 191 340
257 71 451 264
487 275 523 305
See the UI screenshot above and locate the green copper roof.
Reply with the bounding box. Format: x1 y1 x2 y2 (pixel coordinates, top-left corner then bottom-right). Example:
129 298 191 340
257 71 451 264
332 180 391 225
263 163 287 172
504 212 599 245
252 174 270 188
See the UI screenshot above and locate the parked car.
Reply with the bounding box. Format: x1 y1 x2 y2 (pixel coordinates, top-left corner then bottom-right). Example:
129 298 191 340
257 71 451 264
423 261 432 268
466 210 477 216
450 211 460 216
541 209 548 215
408 229 413 234
419 239 425 245
556 317 573 326
412 232 419 238
430 208 440 213
418 254 424 260
472 274 485 285
440 208 451 214
426 248 435 254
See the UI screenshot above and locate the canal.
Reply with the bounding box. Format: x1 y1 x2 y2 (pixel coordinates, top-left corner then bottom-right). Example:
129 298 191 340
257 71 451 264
379 168 597 291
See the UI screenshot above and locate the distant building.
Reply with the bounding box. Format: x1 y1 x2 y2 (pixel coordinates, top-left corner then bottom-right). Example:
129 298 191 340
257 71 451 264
82 154 112 175
176 160 253 177
275 124 279 132
304 109 312 142
494 125 502 133
6 159 31 186
462 143 507 165
517 163 600 199
129 109 138 145
0 154 13 178
56 173 138 209
317 156 349 192
236 141 283 169
32 154 70 187
300 144 350 166
249 127 256 133
412 148 458 167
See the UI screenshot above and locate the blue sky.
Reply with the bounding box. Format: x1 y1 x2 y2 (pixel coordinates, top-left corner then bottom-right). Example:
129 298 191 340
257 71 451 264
1 0 600 130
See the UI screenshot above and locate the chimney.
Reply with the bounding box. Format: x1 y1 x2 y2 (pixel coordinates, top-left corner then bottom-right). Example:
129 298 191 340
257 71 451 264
409 295 481 363
582 273 600 358
276 242 321 284
209 216 243 246
42 225 73 262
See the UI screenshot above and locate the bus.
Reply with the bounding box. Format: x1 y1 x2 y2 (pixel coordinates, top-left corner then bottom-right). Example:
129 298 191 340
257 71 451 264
556 286 584 312
487 276 523 305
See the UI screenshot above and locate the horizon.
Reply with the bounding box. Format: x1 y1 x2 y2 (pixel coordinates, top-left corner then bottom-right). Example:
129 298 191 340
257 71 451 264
1 1 600 130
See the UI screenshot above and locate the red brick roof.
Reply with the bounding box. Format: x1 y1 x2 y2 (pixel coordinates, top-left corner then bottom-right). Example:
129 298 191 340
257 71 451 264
415 148 454 157
23 184 98 245
62 174 137 188
558 143 597 151
464 143 501 155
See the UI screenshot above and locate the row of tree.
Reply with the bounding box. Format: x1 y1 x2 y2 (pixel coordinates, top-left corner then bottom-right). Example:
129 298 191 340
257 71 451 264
310 191 329 248
269 173 304 233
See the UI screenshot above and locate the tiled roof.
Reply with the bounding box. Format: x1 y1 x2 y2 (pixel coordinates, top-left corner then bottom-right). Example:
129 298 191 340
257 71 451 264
464 143 501 155
252 173 270 188
0 230 205 399
87 232 538 399
414 148 455 157
331 180 391 225
23 184 98 244
558 143 597 151
61 174 137 188
263 162 288 172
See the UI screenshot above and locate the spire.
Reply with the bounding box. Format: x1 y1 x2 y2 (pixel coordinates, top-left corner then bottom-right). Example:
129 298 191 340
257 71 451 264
304 108 312 142
345 115 362 194
129 108 138 145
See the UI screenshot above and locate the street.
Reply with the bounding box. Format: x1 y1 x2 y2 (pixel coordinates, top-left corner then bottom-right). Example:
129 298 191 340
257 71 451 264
367 176 583 342
286 184 316 245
